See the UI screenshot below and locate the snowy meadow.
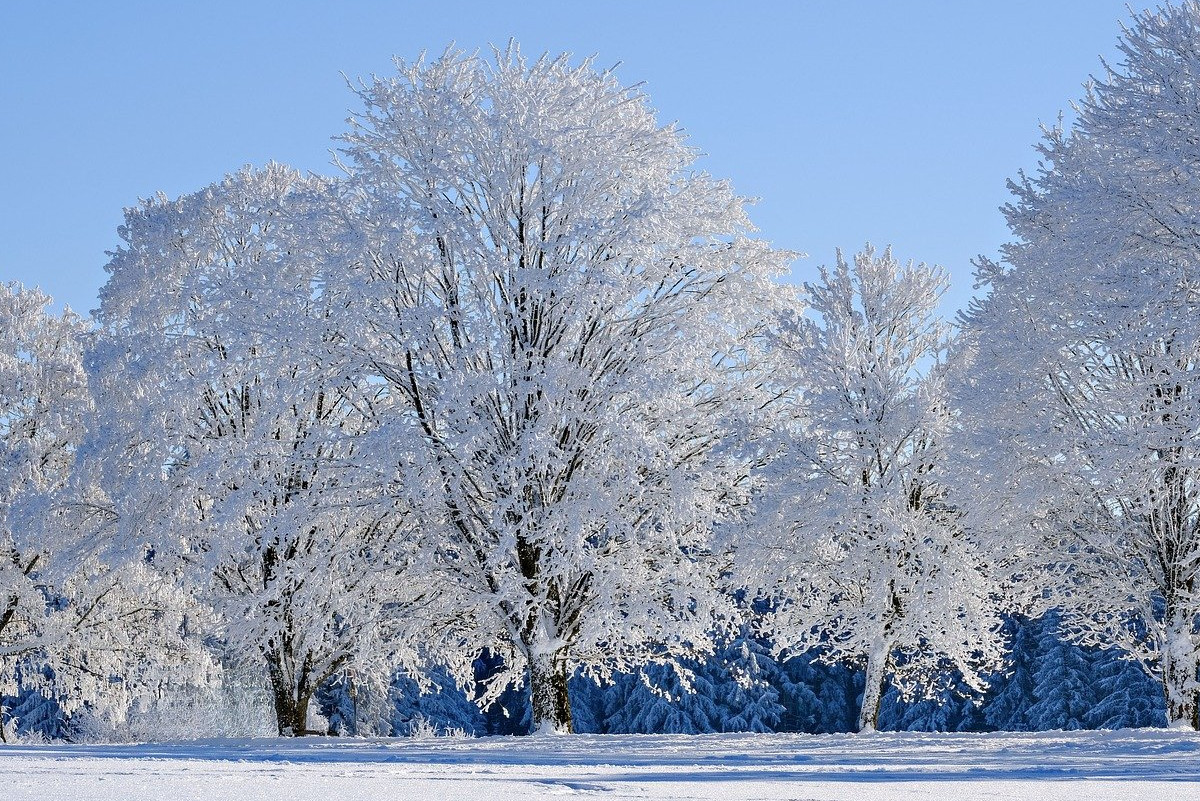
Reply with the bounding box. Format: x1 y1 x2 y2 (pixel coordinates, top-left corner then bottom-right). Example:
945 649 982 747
3 730 1199 800
2 6 1200 797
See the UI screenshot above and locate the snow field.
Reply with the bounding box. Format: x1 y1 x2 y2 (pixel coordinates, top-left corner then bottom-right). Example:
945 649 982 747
4 729 1199 800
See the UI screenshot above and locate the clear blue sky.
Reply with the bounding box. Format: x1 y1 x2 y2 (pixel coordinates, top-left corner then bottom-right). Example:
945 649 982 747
1 1 1140 316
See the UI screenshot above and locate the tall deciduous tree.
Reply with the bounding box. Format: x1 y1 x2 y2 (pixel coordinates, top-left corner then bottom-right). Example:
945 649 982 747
91 165 412 736
0 284 207 736
0 284 90 677
335 46 789 733
750 246 1003 732
957 1 1200 729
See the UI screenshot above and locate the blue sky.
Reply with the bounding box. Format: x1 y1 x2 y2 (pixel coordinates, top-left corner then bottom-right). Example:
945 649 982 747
1 1 1140 316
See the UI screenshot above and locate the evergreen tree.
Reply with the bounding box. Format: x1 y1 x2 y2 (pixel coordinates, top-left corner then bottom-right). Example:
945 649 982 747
1025 614 1096 731
1088 652 1166 730
603 663 722 735
774 662 824 734
473 651 532 736
4 687 65 741
879 683 982 732
314 672 358 736
710 635 785 733
391 667 486 736
567 673 608 734
982 615 1042 732
776 653 862 733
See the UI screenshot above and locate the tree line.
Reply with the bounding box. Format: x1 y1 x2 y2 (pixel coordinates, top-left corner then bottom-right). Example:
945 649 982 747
2 4 1199 738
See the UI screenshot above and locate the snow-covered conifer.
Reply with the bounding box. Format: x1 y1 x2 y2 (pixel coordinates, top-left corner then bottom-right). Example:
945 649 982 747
566 672 607 734
1089 652 1166 730
603 663 723 735
390 666 486 737
982 616 1041 732
709 630 785 733
1025 614 1096 731
777 652 862 733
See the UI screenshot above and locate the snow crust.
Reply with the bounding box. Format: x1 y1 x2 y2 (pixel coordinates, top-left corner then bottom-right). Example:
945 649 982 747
1 730 1197 800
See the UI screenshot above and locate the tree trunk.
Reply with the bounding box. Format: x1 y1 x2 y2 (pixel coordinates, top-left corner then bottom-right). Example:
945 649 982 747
266 649 313 736
1160 630 1199 730
858 638 892 732
270 682 312 737
528 650 572 734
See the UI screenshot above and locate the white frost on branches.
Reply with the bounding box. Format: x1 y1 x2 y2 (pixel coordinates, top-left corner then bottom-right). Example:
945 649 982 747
748 246 1003 732
957 2 1200 729
333 46 791 732
91 165 414 736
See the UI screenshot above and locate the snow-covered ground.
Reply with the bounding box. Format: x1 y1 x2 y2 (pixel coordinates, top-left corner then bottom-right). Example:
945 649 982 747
4 729 1199 800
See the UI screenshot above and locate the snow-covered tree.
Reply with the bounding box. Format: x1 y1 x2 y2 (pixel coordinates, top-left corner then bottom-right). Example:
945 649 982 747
389 665 487 737
776 651 863 734
0 283 90 691
1025 618 1096 732
566 672 607 734
749 246 1003 731
973 613 1165 732
708 630 786 733
958 2 1200 728
878 681 982 733
0 284 211 738
90 165 414 736
334 46 789 732
982 616 1041 732
603 663 724 735
471 650 533 735
4 680 63 741
1088 648 1165 730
